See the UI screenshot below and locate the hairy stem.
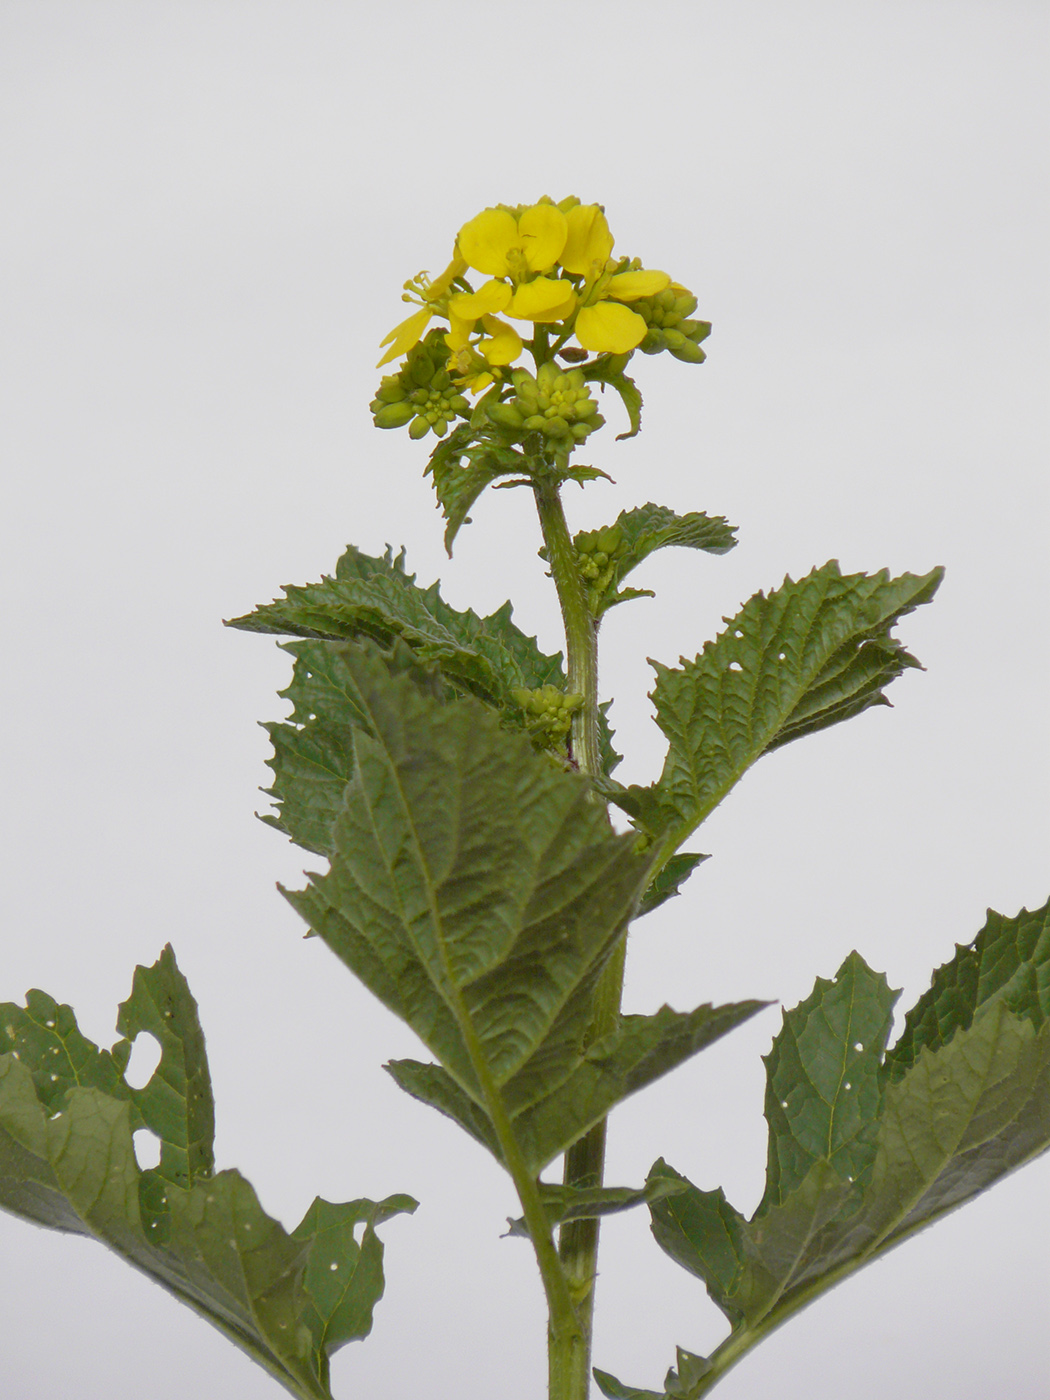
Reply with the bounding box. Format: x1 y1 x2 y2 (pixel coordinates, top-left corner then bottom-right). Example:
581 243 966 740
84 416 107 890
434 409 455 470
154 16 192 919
532 466 621 1400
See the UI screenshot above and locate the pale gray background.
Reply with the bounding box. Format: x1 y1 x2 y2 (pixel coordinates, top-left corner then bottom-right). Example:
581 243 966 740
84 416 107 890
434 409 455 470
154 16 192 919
1 2 1047 1397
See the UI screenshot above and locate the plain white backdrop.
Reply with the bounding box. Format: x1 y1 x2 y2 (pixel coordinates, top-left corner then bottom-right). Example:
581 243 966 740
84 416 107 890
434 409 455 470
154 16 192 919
1 3 1047 1397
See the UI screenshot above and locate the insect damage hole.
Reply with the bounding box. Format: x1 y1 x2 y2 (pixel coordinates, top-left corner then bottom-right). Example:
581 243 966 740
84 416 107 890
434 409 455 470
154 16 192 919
132 1128 162 1170
125 1032 163 1089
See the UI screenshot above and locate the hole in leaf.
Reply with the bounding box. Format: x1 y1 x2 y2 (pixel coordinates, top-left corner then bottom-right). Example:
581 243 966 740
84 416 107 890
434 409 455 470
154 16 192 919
133 1129 162 1170
844 1082 852 1091
781 1100 789 1109
853 1042 864 1052
728 661 743 672
329 1261 339 1271
777 652 787 661
125 1032 162 1089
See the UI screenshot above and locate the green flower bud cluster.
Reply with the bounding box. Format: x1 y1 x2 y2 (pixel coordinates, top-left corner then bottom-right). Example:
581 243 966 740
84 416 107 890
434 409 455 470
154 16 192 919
370 331 470 439
487 364 605 447
633 286 712 364
510 684 583 750
574 524 625 610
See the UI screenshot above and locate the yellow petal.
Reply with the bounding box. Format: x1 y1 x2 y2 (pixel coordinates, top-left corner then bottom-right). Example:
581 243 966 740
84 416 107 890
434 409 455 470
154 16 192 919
426 253 468 300
479 315 522 367
575 302 648 354
448 278 512 321
377 306 432 367
604 269 670 301
507 276 578 323
444 311 474 352
517 203 568 273
457 207 518 277
560 204 614 276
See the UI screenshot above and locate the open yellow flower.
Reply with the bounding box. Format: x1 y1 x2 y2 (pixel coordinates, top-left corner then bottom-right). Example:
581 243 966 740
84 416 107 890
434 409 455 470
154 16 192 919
457 203 568 279
560 204 615 278
575 268 671 354
376 253 467 367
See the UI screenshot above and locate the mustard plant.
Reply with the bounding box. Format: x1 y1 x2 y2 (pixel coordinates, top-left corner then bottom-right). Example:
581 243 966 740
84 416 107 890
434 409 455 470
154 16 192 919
2 196 1047 1400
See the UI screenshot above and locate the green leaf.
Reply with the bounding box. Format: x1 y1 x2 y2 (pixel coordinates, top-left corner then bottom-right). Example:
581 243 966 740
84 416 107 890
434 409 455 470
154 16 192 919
227 544 565 712
425 424 529 553
762 951 898 1205
889 897 1050 1076
503 1174 690 1239
595 1349 711 1400
637 853 709 918
615 561 942 845
597 504 738 616
0 951 415 1400
262 639 450 857
282 641 762 1173
388 999 767 1174
582 362 644 440
291 1194 419 1380
639 902 1050 1392
646 1159 749 1324
114 944 215 1191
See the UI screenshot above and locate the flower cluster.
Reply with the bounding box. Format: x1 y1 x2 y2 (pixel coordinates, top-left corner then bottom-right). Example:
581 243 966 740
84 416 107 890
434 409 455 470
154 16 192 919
370 330 471 439
487 364 605 447
510 685 584 752
372 196 708 457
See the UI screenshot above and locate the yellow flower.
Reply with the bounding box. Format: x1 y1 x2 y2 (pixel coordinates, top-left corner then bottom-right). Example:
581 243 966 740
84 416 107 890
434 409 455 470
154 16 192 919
376 253 467 367
560 204 614 278
506 276 577 323
575 268 671 354
444 310 522 394
457 203 567 279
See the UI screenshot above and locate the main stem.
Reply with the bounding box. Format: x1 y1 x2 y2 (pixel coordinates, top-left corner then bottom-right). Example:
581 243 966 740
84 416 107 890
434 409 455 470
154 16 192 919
532 468 625 1400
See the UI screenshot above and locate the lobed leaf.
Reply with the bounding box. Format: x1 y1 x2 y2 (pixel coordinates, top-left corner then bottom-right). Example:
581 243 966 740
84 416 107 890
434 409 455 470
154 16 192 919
636 853 710 918
595 504 738 617
283 641 763 1174
890 897 1050 1076
628 901 1050 1397
503 1175 689 1239
425 424 530 553
0 951 415 1400
387 999 767 1175
761 951 898 1205
613 561 942 846
226 543 565 711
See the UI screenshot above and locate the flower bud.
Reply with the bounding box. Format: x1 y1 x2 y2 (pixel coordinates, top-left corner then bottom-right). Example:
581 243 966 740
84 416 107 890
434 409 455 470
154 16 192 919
373 400 416 429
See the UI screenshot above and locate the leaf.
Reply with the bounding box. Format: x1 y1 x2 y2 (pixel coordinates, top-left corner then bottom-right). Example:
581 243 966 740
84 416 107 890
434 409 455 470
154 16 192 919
597 504 738 616
425 424 529 553
291 1194 419 1377
114 944 216 1191
889 897 1050 1076
761 951 898 1204
283 641 763 1174
638 902 1050 1392
614 561 942 844
637 853 709 918
387 999 767 1174
503 1174 689 1239
227 543 565 712
645 1159 749 1324
582 363 644 440
595 1348 711 1400
262 639 450 857
0 951 415 1400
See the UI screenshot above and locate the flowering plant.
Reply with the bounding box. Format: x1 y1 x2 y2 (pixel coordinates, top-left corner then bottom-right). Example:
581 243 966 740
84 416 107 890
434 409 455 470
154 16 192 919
1 197 1047 1400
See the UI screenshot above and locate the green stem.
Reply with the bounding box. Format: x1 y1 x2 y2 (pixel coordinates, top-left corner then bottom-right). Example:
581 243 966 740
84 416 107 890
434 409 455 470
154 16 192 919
531 470 600 777
532 466 619 1400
